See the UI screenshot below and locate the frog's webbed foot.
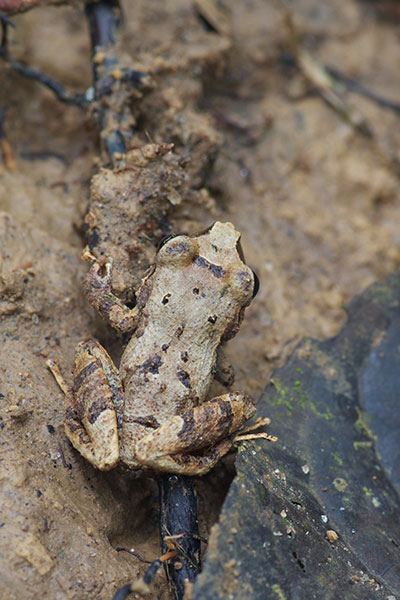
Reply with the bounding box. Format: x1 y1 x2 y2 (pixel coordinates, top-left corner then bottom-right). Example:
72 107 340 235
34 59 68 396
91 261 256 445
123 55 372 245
47 339 123 471
134 392 257 476
84 258 139 334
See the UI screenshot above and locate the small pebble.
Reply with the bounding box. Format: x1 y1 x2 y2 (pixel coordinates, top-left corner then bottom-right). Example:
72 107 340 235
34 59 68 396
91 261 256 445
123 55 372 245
326 530 339 542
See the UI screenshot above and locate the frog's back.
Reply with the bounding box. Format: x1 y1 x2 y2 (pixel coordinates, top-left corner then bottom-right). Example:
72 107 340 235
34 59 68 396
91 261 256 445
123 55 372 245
119 222 255 465
120 262 228 419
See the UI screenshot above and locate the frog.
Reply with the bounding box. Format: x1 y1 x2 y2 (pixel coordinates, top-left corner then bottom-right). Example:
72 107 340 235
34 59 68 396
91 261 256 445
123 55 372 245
47 221 272 475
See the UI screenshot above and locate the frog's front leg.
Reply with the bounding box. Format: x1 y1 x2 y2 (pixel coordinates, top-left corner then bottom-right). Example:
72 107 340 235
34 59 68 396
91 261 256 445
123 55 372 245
84 259 139 334
134 392 256 476
47 339 123 471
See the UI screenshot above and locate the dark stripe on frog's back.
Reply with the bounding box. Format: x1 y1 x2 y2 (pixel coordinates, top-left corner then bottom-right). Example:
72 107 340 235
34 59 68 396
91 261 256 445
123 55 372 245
137 354 163 375
176 368 191 389
122 354 163 385
193 255 226 278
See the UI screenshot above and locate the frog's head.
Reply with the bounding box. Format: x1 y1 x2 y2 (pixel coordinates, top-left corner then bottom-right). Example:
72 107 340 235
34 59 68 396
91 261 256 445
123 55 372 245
199 222 259 341
199 221 258 298
155 221 258 315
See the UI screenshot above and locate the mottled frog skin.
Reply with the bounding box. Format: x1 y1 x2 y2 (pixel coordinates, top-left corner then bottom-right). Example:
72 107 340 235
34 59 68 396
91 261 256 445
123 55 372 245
48 222 259 475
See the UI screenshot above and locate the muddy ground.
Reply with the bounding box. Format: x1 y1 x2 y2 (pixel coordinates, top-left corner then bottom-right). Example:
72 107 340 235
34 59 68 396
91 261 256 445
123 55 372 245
1 1 400 598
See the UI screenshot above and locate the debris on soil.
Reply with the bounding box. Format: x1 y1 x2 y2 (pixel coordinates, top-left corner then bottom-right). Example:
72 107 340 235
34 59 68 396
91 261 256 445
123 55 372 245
326 530 339 543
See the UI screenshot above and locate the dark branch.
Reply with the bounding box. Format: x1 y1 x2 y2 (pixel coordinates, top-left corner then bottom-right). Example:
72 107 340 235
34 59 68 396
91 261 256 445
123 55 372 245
84 0 151 162
158 474 201 600
3 57 88 106
85 0 120 52
280 52 400 117
325 65 400 116
0 12 87 106
85 0 126 158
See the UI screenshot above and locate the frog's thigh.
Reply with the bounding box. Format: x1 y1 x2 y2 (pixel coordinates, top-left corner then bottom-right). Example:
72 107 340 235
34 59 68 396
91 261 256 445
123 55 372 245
67 340 123 470
135 392 255 475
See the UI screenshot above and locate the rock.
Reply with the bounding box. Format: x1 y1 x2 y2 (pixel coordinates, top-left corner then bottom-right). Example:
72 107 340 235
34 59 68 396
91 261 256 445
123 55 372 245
194 273 400 599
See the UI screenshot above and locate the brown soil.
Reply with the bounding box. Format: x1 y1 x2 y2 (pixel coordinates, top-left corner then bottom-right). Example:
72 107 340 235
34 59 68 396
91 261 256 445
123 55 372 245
1 1 400 598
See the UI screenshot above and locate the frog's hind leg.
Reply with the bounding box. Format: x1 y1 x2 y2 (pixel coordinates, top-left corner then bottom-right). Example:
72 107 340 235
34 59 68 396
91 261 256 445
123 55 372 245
135 392 257 476
47 339 123 471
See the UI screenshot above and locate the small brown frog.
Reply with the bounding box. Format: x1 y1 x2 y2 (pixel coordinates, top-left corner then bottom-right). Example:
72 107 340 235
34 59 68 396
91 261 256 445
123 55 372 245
48 222 271 475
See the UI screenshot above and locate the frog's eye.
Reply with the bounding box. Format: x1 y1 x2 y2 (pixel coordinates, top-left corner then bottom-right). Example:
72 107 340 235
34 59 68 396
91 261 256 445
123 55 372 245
157 234 176 249
252 270 260 298
236 239 245 262
157 235 197 266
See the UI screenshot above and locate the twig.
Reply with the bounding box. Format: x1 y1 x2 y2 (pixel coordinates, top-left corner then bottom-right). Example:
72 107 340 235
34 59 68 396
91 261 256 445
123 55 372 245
85 0 150 161
85 0 125 157
324 66 400 116
0 3 148 132
294 52 372 137
0 13 87 106
4 58 87 106
85 0 120 50
284 12 373 137
115 547 152 564
280 53 400 120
